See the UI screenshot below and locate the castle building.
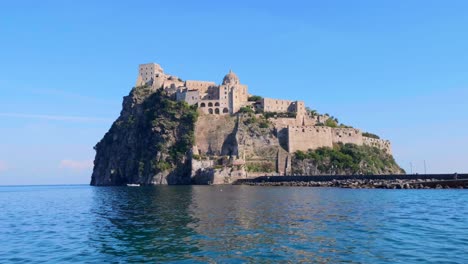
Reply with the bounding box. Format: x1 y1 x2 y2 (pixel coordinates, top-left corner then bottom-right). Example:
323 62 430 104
259 98 306 115
176 70 249 115
135 63 304 116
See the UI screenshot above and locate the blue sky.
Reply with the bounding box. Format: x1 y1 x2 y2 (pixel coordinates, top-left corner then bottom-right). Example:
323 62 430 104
1 0 468 185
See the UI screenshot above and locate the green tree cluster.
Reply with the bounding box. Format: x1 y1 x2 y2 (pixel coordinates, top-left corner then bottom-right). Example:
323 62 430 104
263 111 296 119
248 95 263 102
363 132 380 139
239 106 254 114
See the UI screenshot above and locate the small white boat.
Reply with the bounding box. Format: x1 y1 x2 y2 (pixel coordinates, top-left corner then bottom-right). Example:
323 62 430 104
127 183 141 187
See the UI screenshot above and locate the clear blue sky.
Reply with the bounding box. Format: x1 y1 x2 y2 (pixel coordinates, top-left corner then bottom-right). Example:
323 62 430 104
1 0 468 185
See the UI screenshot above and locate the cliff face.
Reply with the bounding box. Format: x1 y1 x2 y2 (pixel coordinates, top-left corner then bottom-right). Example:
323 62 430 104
91 86 197 186
191 114 287 184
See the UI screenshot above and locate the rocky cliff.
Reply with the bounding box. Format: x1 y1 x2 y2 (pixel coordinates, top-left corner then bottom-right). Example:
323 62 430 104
91 86 197 186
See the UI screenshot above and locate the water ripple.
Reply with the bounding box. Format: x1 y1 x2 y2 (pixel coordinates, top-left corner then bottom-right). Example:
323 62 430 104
0 185 467 263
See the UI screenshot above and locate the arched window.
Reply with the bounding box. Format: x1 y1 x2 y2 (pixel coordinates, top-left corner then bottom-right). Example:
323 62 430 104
215 108 220 114
208 108 213 114
208 102 213 107
215 102 220 106
223 108 229 113
200 103 206 107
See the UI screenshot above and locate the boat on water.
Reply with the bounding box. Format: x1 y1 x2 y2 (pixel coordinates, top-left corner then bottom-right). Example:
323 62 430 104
126 184 141 187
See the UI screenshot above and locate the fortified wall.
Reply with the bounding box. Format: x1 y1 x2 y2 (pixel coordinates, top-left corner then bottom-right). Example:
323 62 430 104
287 126 334 152
288 126 392 154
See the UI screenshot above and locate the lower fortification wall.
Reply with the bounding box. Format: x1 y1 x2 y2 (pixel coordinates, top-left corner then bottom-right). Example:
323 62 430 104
332 128 363 145
287 126 333 152
287 126 391 154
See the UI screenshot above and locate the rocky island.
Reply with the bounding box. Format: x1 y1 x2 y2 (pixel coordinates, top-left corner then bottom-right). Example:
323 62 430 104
91 63 404 186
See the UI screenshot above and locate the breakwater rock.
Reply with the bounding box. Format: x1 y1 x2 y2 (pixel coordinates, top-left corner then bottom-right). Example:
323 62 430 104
235 174 468 189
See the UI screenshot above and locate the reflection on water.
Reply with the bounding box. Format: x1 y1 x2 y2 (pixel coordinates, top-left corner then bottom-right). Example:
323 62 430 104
1 185 467 263
89 186 200 262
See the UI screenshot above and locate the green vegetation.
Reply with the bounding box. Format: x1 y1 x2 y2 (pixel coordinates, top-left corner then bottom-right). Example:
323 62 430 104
363 132 380 139
294 143 402 175
263 111 296 119
319 115 352 128
324 118 338 128
259 120 270 128
133 85 155 100
147 92 198 172
246 162 276 173
248 95 263 102
154 161 172 171
242 114 270 129
239 106 255 114
305 107 318 117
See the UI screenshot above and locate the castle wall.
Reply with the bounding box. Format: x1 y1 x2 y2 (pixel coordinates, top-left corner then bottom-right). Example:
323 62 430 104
287 125 392 154
185 81 216 94
260 98 306 115
261 98 294 112
176 90 200 105
200 86 220 100
138 63 164 85
198 100 230 115
363 137 392 155
269 115 317 131
295 101 306 115
331 128 363 145
270 117 303 128
287 126 333 152
230 84 249 113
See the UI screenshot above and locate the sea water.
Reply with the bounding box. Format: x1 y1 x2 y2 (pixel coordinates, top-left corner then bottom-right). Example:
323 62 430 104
0 185 467 263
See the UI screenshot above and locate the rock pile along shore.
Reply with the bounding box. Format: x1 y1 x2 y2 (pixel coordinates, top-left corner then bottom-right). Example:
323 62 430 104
239 178 468 189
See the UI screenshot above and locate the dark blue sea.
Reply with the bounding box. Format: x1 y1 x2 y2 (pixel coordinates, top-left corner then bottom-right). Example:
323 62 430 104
0 185 467 263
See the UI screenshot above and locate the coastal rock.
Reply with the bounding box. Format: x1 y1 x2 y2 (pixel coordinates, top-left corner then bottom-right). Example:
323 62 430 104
91 87 197 186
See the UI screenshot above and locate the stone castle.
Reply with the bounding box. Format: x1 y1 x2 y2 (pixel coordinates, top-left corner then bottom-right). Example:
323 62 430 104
135 63 392 156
